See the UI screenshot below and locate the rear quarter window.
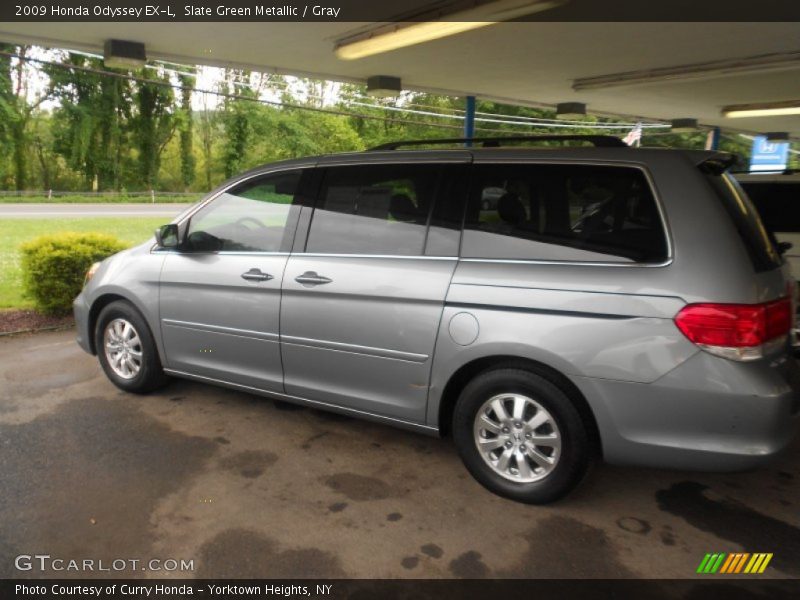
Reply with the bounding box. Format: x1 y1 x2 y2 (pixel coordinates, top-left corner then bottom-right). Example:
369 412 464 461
461 163 668 263
704 173 781 272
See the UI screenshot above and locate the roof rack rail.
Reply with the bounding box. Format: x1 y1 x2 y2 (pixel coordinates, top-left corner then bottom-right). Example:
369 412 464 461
369 135 629 151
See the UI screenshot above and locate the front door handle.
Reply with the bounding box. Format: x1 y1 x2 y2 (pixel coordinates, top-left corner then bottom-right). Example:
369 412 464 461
241 268 273 282
295 271 333 286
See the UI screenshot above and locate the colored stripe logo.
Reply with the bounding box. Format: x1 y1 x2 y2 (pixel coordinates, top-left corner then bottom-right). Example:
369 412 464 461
697 553 773 574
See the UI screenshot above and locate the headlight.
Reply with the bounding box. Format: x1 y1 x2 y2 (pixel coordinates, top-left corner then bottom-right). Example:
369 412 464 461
84 262 101 287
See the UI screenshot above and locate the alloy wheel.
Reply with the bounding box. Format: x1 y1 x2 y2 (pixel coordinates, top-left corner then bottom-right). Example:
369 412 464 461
473 393 561 483
103 318 143 380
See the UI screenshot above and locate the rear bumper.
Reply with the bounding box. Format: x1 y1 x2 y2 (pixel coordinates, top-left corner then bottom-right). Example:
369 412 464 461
575 350 800 471
73 292 93 355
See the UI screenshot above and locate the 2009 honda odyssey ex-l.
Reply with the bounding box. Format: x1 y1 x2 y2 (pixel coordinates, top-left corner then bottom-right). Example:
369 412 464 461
74 136 800 504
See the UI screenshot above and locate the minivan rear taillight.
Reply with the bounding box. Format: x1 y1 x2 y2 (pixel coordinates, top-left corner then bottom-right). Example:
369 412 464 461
674 298 791 361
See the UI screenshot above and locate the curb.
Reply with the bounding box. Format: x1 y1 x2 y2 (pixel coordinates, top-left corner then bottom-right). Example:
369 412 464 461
0 323 75 338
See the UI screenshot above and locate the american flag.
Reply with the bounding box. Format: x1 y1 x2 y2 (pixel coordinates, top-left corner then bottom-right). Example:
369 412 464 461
623 123 643 147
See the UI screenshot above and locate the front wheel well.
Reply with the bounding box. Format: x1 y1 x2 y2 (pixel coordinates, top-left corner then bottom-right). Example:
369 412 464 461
436 355 603 458
86 293 129 354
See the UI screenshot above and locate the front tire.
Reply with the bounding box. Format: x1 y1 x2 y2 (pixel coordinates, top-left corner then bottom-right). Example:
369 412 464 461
453 368 590 504
95 300 169 394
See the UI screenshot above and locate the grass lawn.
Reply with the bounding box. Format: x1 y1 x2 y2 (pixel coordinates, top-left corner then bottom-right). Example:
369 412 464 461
0 217 164 309
0 195 200 204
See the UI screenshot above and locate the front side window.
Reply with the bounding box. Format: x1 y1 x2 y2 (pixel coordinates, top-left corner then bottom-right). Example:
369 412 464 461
305 164 440 255
461 163 668 263
186 171 301 252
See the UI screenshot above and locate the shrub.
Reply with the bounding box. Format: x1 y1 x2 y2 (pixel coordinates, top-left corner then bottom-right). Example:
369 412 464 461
20 232 127 315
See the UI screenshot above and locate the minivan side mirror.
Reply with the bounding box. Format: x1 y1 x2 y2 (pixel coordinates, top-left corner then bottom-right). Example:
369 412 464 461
778 241 793 255
155 223 180 249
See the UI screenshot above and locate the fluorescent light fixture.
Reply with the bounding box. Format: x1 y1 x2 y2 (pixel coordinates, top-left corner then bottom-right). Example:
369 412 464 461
765 131 790 142
573 51 800 91
722 101 800 118
670 118 698 132
335 0 567 60
337 22 493 60
366 75 402 97
556 102 586 119
103 39 146 70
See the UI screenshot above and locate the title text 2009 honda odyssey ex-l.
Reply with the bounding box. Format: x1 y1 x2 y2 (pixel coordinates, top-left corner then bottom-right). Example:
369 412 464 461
74 136 800 504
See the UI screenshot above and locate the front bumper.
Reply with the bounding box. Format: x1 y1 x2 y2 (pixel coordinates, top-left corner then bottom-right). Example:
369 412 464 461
575 350 800 471
73 292 93 355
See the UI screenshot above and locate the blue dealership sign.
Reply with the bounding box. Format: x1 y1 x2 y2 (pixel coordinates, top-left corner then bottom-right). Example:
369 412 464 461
749 135 789 172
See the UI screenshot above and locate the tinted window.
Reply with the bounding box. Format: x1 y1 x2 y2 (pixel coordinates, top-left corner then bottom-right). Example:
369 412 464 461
425 164 468 256
705 173 781 272
306 164 439 255
186 171 301 252
461 164 668 263
740 181 800 234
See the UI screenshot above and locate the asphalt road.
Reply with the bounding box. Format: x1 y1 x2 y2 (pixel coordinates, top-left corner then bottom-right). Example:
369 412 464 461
1 329 799 582
0 203 189 218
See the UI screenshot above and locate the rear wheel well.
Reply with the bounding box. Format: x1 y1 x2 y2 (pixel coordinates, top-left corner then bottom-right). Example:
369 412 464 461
437 356 602 458
87 294 128 354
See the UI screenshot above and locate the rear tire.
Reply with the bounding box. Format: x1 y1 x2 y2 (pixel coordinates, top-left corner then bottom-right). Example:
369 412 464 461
95 300 169 394
452 367 590 504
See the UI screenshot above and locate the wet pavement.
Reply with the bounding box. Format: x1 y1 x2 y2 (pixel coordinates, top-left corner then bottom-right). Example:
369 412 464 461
1 329 798 579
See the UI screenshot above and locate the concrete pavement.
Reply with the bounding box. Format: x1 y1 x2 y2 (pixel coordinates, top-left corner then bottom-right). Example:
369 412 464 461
1 329 798 580
0 203 190 218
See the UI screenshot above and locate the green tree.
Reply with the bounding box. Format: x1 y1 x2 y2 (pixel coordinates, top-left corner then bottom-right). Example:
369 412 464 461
31 113 56 190
220 69 257 178
0 45 51 190
0 43 17 188
197 89 220 191
177 73 196 190
262 107 364 159
96 75 128 189
46 52 131 190
132 69 176 189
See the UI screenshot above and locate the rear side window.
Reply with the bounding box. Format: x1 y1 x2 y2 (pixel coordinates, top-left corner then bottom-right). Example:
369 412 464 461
306 164 440 255
740 181 800 234
461 163 668 263
705 173 781 272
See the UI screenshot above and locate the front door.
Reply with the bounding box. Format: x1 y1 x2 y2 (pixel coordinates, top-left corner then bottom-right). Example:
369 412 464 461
280 160 468 423
159 168 307 392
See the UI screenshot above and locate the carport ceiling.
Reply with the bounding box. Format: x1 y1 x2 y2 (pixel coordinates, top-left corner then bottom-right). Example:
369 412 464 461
3 20 800 136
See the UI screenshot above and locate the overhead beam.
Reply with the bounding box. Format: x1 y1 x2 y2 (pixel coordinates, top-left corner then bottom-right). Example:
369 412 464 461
572 50 800 91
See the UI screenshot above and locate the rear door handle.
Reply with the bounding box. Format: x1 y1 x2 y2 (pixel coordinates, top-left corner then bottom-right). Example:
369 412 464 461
241 268 273 282
295 271 333 286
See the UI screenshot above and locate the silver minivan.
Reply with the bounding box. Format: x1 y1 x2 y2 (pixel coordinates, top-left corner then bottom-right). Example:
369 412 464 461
74 136 800 504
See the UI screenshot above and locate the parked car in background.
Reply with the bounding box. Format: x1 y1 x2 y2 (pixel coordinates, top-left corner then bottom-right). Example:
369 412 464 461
74 136 800 504
736 171 800 353
736 171 800 281
480 186 506 210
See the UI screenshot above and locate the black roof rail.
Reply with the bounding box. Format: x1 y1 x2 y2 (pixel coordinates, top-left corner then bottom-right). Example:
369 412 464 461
369 135 629 151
